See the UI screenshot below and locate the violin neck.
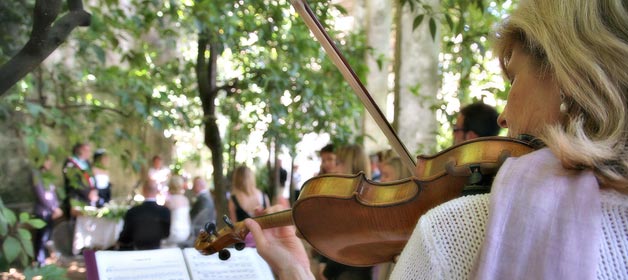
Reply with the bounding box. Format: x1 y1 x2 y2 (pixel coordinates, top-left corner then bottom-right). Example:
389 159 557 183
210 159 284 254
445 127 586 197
252 209 294 229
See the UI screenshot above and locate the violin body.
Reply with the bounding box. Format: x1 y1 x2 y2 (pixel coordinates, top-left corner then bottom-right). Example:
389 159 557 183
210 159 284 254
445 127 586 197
294 137 532 266
195 137 534 266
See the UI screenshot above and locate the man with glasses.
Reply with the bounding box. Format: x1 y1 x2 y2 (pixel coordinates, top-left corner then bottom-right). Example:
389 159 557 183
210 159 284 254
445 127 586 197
453 102 501 145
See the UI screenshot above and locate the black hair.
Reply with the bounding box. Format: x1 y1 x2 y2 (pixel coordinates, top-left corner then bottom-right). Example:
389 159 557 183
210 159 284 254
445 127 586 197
93 149 106 163
460 103 501 137
72 143 86 156
319 144 335 154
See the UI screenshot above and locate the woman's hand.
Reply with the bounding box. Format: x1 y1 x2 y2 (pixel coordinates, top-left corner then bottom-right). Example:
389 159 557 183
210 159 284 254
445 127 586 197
244 205 314 279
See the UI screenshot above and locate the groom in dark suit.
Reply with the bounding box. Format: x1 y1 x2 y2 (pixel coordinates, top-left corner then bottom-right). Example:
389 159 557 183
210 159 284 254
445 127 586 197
118 180 170 250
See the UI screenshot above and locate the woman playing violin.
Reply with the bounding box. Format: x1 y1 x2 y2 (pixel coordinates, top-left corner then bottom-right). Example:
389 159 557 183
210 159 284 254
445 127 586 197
244 0 628 279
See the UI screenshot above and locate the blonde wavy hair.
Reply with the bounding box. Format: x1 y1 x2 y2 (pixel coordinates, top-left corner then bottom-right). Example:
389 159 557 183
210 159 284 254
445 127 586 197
168 175 185 194
232 165 257 195
494 0 628 191
381 157 413 181
335 144 372 179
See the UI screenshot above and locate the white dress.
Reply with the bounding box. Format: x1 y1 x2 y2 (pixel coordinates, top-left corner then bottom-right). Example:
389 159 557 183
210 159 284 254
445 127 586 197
165 194 191 244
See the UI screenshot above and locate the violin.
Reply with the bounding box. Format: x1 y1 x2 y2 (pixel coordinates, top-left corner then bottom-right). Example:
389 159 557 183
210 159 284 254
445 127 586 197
194 137 533 265
195 0 535 265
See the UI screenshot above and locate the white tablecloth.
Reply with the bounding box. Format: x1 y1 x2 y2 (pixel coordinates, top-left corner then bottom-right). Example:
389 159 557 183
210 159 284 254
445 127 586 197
73 216 124 255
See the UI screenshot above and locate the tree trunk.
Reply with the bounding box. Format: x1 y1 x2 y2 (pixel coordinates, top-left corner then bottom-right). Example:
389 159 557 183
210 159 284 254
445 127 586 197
196 33 227 224
395 0 440 156
360 0 394 155
0 0 91 96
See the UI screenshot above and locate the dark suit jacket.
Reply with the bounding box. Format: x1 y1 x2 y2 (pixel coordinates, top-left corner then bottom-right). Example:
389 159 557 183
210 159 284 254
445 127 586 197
190 192 216 236
118 200 170 250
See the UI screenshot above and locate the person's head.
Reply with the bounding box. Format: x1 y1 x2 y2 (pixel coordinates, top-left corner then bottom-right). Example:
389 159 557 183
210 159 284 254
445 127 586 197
151 155 162 169
192 176 207 194
454 103 501 145
168 175 185 195
494 0 628 189
232 165 256 194
380 157 413 182
142 179 159 198
72 143 91 160
319 144 336 174
93 149 109 166
39 155 53 171
332 144 372 179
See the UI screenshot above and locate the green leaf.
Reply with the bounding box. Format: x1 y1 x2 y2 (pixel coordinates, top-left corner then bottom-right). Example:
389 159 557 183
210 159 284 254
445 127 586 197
93 45 106 64
2 236 21 263
2 208 16 225
332 4 348 15
445 14 454 30
24 265 69 280
17 228 32 241
19 212 29 223
412 14 425 30
429 17 437 41
19 231 34 258
0 217 7 236
26 219 46 229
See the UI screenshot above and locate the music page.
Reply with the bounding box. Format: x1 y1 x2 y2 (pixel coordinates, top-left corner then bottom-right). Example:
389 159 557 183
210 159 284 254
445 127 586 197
182 247 274 280
95 248 190 280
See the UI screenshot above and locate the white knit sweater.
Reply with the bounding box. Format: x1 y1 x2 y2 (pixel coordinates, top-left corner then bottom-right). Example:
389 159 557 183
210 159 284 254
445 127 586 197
390 190 628 280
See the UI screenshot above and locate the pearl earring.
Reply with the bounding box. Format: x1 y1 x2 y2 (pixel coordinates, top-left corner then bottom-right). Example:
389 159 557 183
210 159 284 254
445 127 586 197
559 90 568 114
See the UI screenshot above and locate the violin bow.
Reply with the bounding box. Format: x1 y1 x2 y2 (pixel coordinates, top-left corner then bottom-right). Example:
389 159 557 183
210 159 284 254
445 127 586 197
289 0 417 175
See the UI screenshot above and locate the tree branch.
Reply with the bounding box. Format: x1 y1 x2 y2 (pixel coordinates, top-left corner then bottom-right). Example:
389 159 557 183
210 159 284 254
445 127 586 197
0 0 91 97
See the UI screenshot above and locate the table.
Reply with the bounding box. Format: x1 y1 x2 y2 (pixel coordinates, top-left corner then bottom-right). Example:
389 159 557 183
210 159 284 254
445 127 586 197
73 216 124 255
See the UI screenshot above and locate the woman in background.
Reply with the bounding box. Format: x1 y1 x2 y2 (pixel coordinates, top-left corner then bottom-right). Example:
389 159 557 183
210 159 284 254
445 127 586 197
92 148 111 207
331 144 372 180
228 165 270 247
320 144 373 280
164 175 191 246
379 157 412 183
32 156 63 266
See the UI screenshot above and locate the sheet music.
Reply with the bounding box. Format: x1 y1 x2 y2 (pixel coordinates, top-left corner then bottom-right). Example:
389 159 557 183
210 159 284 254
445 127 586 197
95 248 190 280
182 247 274 280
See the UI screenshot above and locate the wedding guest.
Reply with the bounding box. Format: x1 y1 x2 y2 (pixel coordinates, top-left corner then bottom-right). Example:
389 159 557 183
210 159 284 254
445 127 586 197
148 155 171 192
320 144 373 280
379 157 412 183
118 180 170 250
453 102 501 145
62 142 98 217
32 155 63 266
189 176 216 238
228 165 269 247
92 148 111 206
318 144 336 175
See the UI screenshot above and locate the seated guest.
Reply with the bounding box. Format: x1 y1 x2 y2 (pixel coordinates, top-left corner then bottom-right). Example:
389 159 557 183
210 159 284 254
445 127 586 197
118 180 170 250
164 176 191 246
189 177 216 238
453 102 501 145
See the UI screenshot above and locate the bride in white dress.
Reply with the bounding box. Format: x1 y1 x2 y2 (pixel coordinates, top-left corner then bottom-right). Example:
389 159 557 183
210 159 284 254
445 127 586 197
164 176 191 246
